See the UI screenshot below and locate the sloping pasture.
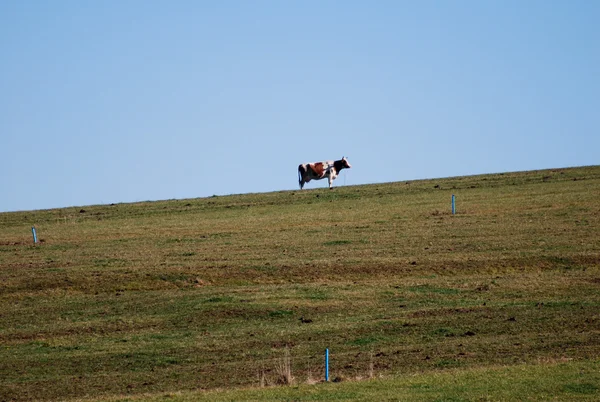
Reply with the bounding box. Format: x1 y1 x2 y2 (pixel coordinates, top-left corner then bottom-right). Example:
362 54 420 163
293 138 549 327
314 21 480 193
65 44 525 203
1 166 599 400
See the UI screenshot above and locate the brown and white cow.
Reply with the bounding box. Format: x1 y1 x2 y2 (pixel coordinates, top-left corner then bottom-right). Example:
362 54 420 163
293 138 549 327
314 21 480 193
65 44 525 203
298 157 352 189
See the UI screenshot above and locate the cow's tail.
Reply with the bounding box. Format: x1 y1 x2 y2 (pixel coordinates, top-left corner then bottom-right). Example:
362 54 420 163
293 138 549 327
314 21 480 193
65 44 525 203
298 165 305 189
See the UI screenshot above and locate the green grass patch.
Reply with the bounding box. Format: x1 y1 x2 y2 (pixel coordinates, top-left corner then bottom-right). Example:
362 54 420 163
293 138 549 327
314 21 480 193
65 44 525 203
323 240 352 246
563 382 598 394
408 285 460 295
349 336 379 346
268 309 294 318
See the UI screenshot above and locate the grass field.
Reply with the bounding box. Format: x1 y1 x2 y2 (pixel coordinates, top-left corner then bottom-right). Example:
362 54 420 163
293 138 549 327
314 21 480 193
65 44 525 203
1 166 599 401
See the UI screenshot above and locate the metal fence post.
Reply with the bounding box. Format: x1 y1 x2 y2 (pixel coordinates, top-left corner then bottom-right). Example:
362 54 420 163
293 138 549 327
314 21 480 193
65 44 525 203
452 194 456 215
325 348 329 382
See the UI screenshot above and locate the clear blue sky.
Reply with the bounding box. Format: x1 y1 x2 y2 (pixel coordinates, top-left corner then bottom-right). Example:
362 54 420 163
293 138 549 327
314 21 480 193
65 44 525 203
1 1 598 212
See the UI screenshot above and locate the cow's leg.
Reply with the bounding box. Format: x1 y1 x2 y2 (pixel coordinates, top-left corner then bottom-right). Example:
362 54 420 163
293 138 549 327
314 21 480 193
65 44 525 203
298 165 306 189
328 173 333 189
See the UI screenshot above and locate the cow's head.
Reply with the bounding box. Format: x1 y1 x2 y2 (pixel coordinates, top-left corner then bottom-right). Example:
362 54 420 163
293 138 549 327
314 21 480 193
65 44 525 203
341 156 352 169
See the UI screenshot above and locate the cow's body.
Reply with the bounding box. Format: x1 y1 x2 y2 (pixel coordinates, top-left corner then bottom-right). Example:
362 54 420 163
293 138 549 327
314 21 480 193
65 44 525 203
298 157 352 189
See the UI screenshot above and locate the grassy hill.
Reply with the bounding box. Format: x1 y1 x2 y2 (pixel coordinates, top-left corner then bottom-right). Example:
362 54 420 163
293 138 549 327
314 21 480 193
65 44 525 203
1 166 599 401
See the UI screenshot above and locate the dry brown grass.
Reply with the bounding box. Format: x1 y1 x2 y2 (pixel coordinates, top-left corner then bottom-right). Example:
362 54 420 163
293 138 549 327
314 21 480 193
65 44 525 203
274 347 293 385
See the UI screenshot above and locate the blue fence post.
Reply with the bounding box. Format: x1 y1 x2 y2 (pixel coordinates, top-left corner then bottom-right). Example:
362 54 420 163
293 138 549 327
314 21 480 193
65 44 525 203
32 227 38 244
452 194 456 215
325 348 329 382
